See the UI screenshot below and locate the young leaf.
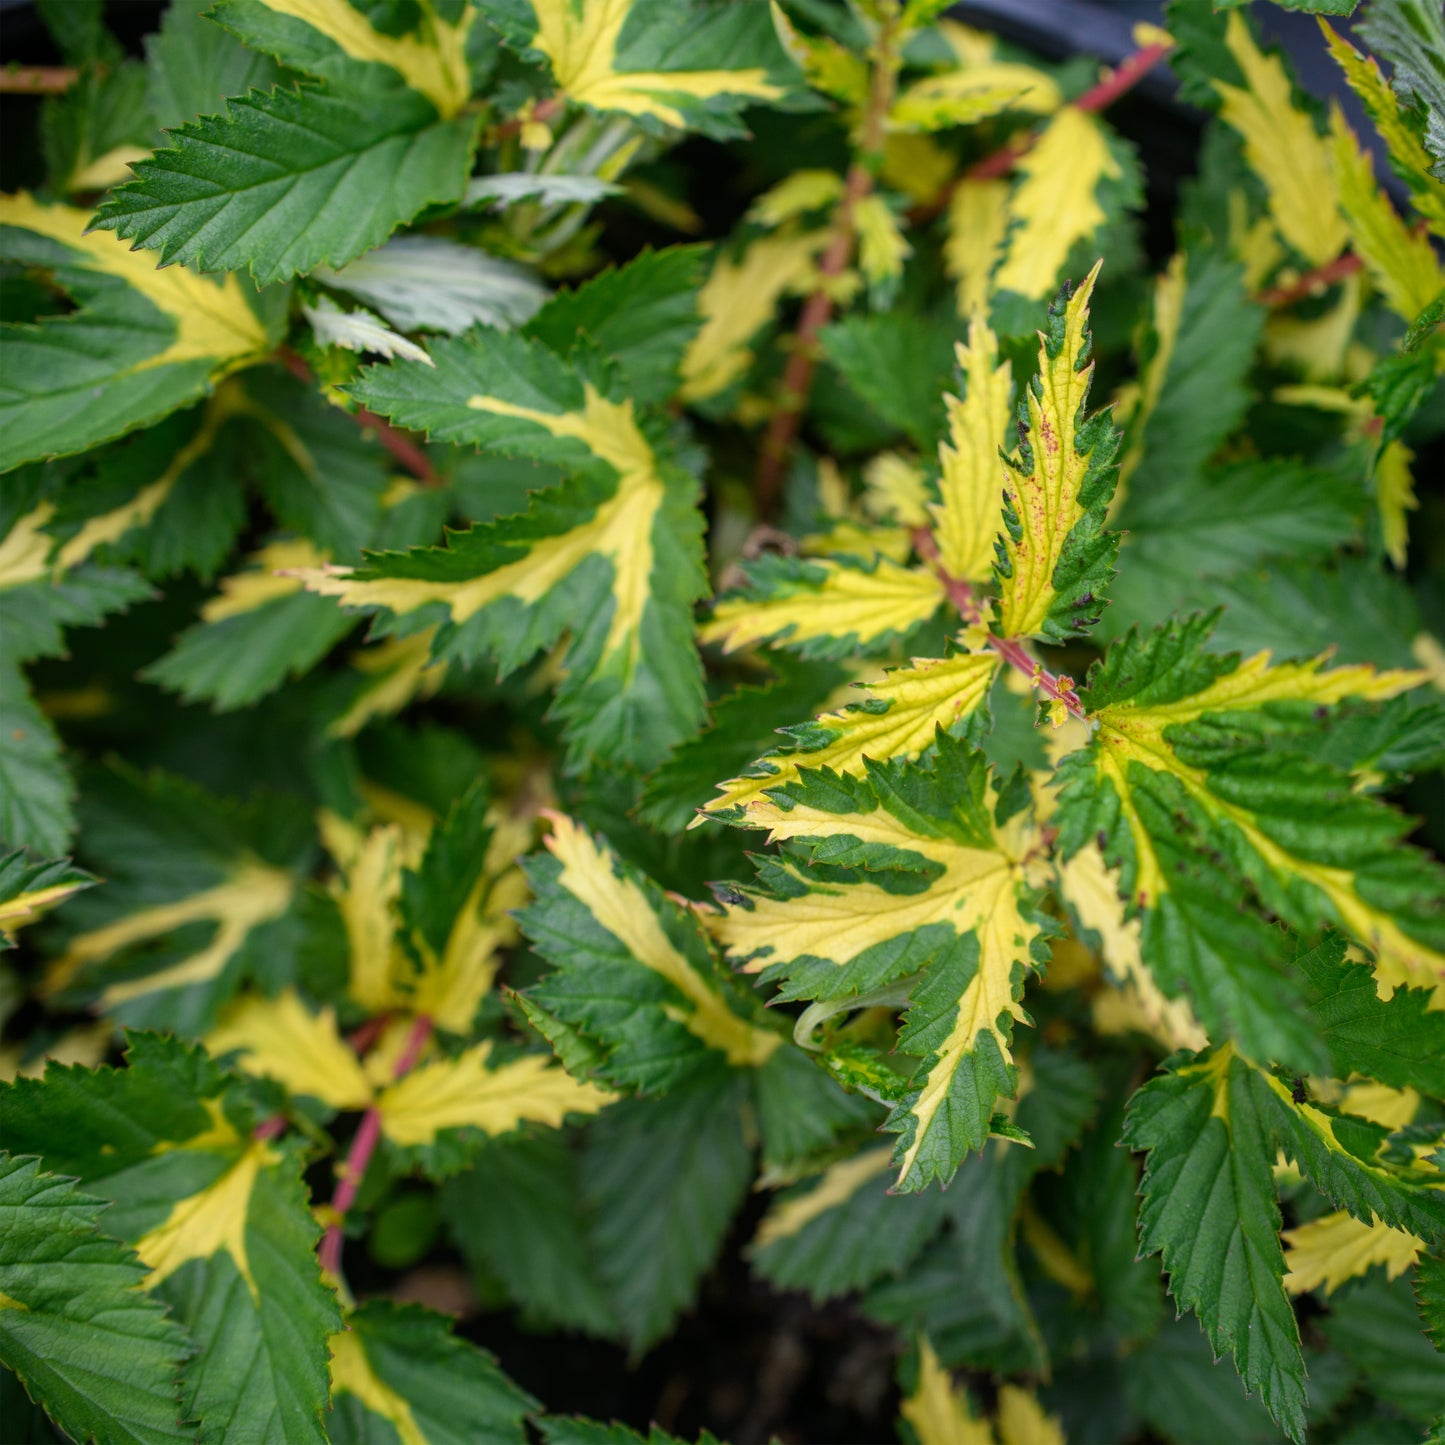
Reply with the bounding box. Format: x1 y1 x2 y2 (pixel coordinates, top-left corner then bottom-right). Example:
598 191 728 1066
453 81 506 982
0 1034 343 1445
0 194 276 469
0 1154 190 1445
328 1300 537 1445
485 0 794 138
316 329 709 768
0 850 93 949
520 814 782 1091
993 263 1121 643
90 86 477 286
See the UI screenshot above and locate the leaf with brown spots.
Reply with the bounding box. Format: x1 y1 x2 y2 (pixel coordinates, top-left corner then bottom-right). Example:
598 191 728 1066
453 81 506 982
993 263 1122 644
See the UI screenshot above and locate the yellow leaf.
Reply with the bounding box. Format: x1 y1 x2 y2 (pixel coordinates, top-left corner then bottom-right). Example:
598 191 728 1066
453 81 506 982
1263 271 1363 381
863 452 931 528
769 0 868 105
408 810 530 1036
679 230 826 401
375 1039 612 1147
1214 11 1347 268
1377 438 1417 571
701 556 946 656
528 0 783 128
0 193 270 373
301 386 665 682
134 1113 277 1303
993 110 1118 301
853 194 912 292
1283 1210 1423 1296
700 651 998 822
882 132 957 208
931 317 1013 583
900 1338 993 1445
996 1385 1065 1445
66 145 152 195
1329 104 1445 325
944 178 1009 316
0 873 91 946
243 0 474 116
994 260 1108 640
0 502 56 591
206 989 373 1110
202 538 328 623
749 169 846 228
326 628 448 740
44 861 295 1007
322 819 412 1014
1320 19 1445 239
752 1147 893 1249
544 814 781 1066
890 61 1059 133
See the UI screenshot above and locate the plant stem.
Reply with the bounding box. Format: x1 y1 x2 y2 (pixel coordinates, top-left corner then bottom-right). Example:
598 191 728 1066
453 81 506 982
0 66 79 93
1256 250 1364 307
318 1013 433 1279
752 12 902 518
275 347 439 486
912 528 1089 725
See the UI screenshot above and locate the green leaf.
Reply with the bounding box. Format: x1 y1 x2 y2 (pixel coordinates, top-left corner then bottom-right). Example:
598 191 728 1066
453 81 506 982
41 59 156 197
820 309 965 450
90 86 477 286
520 815 782 1092
0 1154 190 1445
483 0 797 139
1124 1048 1307 1442
0 667 74 857
1296 933 1445 1096
637 658 849 833
580 1070 752 1351
1321 1274 1445 1422
145 0 284 132
1416 1254 1445 1349
1055 612 1441 1042
329 1301 537 1445
0 193 279 468
1107 457 1361 638
0 850 93 950
0 1033 343 1445
43 766 311 1033
441 1132 615 1336
750 1146 949 1300
329 329 708 768
524 246 706 407
540 1421 710 1445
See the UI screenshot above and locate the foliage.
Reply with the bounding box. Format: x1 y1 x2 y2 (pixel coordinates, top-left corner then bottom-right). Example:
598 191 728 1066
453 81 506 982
2 0 1444 1441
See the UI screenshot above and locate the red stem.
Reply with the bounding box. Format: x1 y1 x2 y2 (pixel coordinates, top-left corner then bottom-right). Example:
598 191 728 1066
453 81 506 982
1074 42 1173 114
1255 250 1364 307
912 528 1089 725
253 1113 287 1142
0 66 79 93
318 1014 433 1279
276 347 439 487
